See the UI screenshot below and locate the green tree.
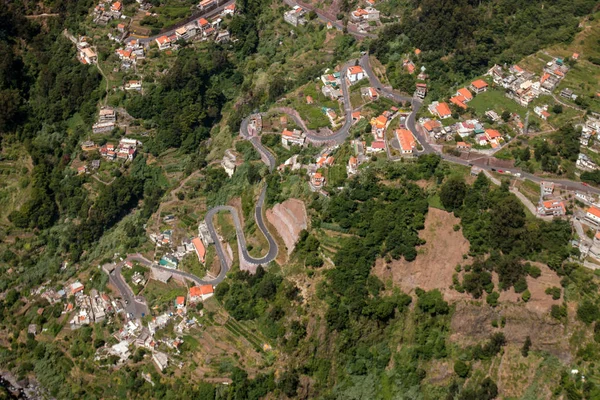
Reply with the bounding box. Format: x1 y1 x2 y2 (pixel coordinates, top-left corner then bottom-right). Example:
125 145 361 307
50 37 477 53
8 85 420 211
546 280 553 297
454 360 470 378
440 176 467 211
521 336 531 357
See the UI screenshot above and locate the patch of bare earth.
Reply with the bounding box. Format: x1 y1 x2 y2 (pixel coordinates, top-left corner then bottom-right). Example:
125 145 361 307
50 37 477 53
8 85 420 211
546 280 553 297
266 198 308 255
450 302 570 362
495 262 562 314
372 207 471 301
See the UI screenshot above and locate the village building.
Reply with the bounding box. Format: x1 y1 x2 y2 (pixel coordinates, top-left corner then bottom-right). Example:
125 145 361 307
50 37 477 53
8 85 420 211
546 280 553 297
221 149 237 177
538 200 566 217
415 83 427 99
125 80 142 91
429 102 452 119
190 285 214 302
586 206 600 225
577 153 598 171
310 172 325 190
346 65 365 84
279 130 304 149
284 6 307 26
79 47 97 64
191 237 206 263
350 7 380 22
347 156 359 175
366 140 385 154
422 119 443 138
155 36 171 51
361 87 379 100
469 79 488 94
396 129 416 155
153 352 168 372
541 181 555 197
370 114 388 139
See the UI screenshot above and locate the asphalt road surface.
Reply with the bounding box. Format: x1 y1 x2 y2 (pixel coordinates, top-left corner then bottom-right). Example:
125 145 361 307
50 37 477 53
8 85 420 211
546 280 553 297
105 259 149 320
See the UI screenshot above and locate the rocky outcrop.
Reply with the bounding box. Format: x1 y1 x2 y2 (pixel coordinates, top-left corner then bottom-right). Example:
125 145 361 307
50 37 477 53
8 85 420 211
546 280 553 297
266 199 307 255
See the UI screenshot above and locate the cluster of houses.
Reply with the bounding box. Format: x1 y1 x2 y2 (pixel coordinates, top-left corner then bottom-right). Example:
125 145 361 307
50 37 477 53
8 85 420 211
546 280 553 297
486 58 570 107
99 138 141 162
94 281 213 370
306 150 336 191
93 1 125 25
155 15 231 51
578 113 600 148
537 181 566 217
68 285 116 329
320 70 343 100
576 153 598 171
153 228 210 272
115 39 146 71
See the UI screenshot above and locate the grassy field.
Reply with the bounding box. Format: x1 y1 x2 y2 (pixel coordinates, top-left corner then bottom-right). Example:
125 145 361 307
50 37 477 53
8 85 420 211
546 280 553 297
142 279 187 310
469 89 530 120
0 144 32 226
180 252 206 280
287 82 341 130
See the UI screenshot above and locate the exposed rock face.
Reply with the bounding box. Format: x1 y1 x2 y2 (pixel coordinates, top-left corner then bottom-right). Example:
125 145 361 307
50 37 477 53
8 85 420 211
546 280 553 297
266 198 307 255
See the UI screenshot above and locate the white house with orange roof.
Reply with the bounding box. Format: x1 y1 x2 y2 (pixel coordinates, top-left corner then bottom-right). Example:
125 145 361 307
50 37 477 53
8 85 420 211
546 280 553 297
111 1 122 12
586 206 600 225
190 285 214 302
281 129 305 148
222 3 236 15
175 296 185 309
395 129 416 155
351 111 363 124
485 129 503 145
346 65 365 84
470 79 488 94
428 102 452 119
538 200 565 217
155 36 171 51
310 172 325 190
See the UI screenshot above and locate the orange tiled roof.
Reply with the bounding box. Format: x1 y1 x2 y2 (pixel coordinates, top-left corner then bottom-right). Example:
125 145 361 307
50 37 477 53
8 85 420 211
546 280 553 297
192 237 206 260
471 79 488 89
396 129 415 151
436 102 451 117
348 65 364 75
588 206 600 218
457 88 473 100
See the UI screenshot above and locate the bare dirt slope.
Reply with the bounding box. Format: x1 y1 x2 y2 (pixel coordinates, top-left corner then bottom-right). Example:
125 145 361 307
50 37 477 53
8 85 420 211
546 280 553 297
372 207 471 301
266 198 307 255
450 302 570 362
